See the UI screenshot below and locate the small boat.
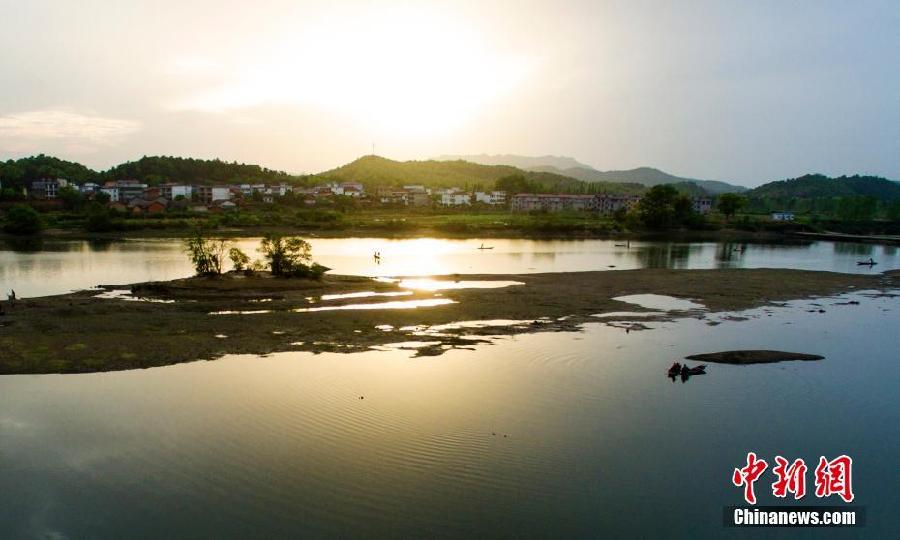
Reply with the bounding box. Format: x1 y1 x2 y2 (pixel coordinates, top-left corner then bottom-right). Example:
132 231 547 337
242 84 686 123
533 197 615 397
856 259 877 266
681 364 706 375
477 244 494 250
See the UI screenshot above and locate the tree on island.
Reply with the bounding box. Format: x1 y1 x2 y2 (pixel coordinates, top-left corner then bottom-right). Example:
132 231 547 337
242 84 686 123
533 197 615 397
258 234 329 278
185 231 328 279
185 231 229 275
717 193 747 221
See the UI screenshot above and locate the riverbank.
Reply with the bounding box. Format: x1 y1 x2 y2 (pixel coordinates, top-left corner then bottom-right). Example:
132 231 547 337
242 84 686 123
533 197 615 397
2 225 803 243
1 268 895 374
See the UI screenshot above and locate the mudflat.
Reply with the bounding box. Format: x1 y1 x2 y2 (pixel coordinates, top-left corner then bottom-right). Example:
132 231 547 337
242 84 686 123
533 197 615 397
0 268 895 374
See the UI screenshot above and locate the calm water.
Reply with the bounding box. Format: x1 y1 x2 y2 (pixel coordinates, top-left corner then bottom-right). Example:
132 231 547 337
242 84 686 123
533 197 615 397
1 236 897 298
1 292 897 538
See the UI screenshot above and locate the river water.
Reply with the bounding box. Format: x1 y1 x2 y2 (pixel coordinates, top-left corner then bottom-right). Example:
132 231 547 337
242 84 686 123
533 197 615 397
0 237 898 537
0 236 896 298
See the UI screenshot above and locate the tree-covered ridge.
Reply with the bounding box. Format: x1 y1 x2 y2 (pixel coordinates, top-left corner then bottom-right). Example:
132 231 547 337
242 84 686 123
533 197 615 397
0 154 101 190
747 174 900 200
316 155 647 194
0 154 311 192
104 156 310 186
434 155 748 194
744 174 900 219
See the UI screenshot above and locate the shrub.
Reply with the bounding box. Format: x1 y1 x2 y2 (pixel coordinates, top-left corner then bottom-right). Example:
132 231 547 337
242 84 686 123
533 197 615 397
228 247 251 271
85 206 121 232
3 205 43 235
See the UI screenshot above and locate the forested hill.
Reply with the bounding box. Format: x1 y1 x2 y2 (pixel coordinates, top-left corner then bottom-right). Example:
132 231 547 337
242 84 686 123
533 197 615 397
0 155 308 191
316 155 647 194
0 155 101 188
747 174 900 201
104 156 308 186
434 154 746 194
530 166 746 195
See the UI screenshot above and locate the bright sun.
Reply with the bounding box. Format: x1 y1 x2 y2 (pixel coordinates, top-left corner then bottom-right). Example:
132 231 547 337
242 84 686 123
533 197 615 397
177 10 532 137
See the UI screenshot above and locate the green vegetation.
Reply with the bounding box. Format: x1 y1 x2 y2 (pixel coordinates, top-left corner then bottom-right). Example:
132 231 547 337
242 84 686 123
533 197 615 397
259 234 328 278
106 155 310 186
717 193 747 221
745 174 900 219
437 156 747 194
185 230 327 278
2 205 44 235
637 185 702 230
0 155 99 193
228 247 251 272
318 156 643 194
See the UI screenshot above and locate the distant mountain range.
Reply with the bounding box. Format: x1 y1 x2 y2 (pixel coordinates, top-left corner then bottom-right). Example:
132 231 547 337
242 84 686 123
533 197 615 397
436 154 747 195
435 154 593 171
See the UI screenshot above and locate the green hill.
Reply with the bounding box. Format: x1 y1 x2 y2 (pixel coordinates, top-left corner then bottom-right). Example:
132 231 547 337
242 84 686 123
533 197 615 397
534 165 745 195
316 155 647 194
747 174 900 200
0 154 100 191
103 156 308 186
744 174 900 217
433 155 745 194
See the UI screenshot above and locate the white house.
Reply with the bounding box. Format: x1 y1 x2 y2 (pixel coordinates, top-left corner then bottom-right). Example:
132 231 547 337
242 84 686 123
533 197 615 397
211 186 232 202
692 197 713 214
101 186 120 202
771 212 795 221
440 189 471 206
171 185 193 200
475 191 506 205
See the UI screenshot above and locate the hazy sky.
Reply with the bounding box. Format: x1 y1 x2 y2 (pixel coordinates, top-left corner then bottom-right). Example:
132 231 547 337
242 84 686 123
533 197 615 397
1 0 898 186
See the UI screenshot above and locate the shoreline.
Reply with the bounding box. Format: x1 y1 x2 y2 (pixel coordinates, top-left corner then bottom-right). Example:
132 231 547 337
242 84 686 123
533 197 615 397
0 226 853 244
1 268 896 375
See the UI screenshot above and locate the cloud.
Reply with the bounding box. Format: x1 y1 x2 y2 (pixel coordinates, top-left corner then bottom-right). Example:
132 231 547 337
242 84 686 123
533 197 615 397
0 110 140 143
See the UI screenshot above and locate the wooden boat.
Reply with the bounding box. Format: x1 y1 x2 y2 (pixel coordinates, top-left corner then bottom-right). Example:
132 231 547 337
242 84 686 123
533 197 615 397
681 364 706 375
856 260 877 266
477 244 494 250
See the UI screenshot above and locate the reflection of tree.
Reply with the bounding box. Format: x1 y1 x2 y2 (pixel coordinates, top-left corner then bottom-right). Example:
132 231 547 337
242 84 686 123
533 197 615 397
1 237 45 253
88 239 115 252
833 242 873 256
633 243 696 269
531 251 557 262
716 242 747 264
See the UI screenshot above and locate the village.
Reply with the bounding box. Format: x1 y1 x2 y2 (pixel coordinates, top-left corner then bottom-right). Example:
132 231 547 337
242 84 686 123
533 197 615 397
16 177 715 216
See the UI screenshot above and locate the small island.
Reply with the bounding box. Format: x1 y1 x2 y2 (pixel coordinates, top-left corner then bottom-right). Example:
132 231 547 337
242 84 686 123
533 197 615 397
0 232 895 374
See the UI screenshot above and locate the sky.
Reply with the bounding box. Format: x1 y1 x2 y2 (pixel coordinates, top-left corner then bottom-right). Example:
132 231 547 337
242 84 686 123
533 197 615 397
0 0 898 186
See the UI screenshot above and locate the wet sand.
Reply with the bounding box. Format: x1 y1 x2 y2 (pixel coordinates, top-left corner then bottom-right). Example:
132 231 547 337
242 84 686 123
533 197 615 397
0 268 895 374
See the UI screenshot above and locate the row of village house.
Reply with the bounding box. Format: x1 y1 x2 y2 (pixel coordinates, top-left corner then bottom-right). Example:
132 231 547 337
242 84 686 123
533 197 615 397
21 177 714 215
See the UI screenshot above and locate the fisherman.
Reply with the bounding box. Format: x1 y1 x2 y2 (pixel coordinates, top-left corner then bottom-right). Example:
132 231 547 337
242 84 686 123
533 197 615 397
8 290 15 302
